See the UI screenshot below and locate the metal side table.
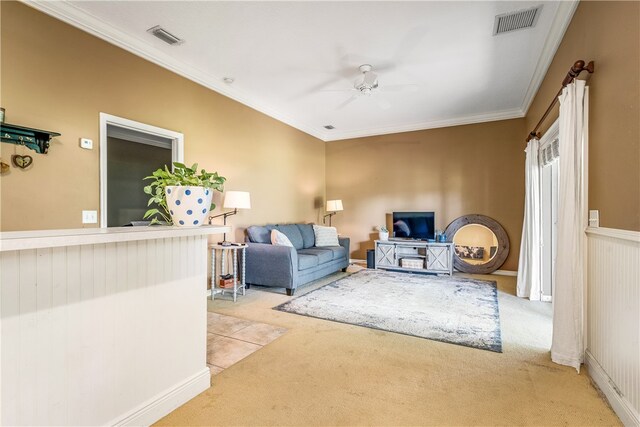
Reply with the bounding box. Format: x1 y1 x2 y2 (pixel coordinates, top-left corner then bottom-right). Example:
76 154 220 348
209 243 247 302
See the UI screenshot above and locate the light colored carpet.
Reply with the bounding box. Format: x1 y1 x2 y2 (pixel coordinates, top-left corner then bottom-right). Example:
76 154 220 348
156 267 620 426
275 269 502 352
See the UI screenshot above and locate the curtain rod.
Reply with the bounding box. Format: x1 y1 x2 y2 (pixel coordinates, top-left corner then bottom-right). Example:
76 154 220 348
526 60 595 142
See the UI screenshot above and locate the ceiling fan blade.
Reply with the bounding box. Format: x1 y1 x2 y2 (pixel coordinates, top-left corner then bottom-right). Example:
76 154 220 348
376 97 392 110
336 94 359 110
380 84 420 93
392 25 430 64
320 88 356 93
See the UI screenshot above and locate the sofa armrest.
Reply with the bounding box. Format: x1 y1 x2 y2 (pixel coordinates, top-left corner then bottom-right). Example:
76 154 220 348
338 237 350 259
245 242 298 289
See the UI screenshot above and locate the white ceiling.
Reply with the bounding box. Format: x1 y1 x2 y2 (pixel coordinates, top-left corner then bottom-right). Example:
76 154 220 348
27 1 577 141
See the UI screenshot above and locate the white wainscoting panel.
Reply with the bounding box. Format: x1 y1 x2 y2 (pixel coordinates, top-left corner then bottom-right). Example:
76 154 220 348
585 227 640 427
1 235 210 426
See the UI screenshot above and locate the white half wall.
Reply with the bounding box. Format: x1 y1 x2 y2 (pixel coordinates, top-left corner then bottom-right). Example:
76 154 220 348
1 231 213 425
585 227 640 427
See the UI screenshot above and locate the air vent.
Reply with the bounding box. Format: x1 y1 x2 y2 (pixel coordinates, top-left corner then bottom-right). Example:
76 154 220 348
147 25 184 45
324 125 335 130
493 5 542 35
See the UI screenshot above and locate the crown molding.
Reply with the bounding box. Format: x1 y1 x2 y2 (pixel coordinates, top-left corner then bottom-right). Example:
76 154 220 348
21 0 326 141
322 108 525 142
520 0 580 115
23 0 576 143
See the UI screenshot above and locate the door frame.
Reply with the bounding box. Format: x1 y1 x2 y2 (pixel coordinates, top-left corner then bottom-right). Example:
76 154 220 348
99 113 184 228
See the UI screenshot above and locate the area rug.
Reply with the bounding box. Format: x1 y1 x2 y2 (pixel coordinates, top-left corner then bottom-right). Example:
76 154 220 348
274 269 502 352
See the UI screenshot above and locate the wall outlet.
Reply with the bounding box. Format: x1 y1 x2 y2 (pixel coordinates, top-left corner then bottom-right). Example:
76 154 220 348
589 209 600 227
80 138 93 149
82 210 98 224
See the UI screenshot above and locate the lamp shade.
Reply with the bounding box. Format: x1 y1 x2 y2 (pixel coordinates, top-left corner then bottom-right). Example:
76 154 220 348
223 191 251 209
326 199 343 212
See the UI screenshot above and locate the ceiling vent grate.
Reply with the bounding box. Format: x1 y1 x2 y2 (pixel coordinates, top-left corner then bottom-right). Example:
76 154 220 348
147 25 185 45
493 5 542 35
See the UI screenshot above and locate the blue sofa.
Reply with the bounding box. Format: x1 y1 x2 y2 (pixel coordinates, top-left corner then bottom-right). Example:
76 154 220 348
244 223 350 295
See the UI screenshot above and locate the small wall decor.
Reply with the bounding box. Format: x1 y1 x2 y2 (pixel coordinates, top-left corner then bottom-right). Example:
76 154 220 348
11 154 33 169
455 245 485 260
1 160 10 174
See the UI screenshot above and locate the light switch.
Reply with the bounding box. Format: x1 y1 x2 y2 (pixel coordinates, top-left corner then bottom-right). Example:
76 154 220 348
589 210 599 227
80 138 93 149
82 210 98 224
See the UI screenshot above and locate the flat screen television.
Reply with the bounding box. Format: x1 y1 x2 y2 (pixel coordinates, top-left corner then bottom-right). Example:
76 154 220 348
392 211 435 240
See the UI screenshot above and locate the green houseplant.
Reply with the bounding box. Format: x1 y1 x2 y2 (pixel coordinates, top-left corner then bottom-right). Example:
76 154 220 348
143 162 226 225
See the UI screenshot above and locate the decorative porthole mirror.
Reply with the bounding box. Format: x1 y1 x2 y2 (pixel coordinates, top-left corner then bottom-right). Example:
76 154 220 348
444 214 509 274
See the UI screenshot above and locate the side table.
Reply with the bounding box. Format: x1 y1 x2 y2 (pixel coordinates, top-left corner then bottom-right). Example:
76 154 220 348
209 243 247 302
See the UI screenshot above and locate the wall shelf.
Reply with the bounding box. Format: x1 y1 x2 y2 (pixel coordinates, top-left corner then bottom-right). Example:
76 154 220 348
0 122 61 154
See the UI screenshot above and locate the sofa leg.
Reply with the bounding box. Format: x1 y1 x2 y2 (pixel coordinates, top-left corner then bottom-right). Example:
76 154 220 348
342 268 347 272
286 288 295 296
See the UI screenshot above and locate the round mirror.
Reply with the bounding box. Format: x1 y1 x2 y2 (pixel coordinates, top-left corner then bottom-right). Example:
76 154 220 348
444 215 509 274
453 224 499 265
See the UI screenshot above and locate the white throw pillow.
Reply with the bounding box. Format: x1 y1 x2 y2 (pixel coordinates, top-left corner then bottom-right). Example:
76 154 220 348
313 225 339 247
271 229 294 247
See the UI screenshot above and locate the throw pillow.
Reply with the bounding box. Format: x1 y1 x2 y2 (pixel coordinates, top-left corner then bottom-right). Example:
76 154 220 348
274 224 304 250
313 225 339 247
271 229 294 247
246 225 271 244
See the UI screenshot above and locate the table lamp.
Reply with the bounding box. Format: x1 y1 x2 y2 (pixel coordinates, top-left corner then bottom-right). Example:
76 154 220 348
209 191 251 245
323 199 343 226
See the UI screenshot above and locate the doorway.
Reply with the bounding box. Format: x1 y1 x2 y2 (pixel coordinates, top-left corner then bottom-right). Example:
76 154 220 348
539 120 559 302
99 113 184 227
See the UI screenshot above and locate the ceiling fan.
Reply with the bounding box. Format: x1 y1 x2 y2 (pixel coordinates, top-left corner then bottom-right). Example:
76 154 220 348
325 64 418 110
355 64 379 94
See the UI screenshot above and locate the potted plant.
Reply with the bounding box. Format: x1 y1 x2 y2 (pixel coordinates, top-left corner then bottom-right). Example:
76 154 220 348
377 225 389 241
143 162 226 226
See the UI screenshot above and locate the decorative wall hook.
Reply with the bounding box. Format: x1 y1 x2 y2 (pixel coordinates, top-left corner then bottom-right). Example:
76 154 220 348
0 122 61 154
12 154 33 169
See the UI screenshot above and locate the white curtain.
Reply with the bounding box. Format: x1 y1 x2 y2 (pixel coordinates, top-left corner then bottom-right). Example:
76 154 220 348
551 80 589 371
517 138 542 300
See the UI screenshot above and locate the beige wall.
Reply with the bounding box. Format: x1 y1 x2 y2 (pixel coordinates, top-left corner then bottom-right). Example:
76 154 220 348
0 1 325 239
526 1 639 231
3 0 637 263
326 119 525 271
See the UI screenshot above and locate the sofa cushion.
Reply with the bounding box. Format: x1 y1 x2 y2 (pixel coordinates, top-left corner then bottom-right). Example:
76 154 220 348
324 245 347 260
313 225 339 247
271 229 294 247
298 254 319 271
297 248 333 265
275 224 304 250
296 224 316 249
247 225 273 244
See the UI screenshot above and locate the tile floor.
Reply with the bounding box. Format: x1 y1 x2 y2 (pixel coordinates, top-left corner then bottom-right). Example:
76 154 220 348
206 312 287 375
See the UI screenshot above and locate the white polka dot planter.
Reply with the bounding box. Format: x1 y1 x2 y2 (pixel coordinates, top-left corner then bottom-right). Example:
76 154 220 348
165 186 213 227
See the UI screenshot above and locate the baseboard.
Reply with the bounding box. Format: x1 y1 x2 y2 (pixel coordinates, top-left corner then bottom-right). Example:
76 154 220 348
492 269 517 277
585 351 639 427
111 367 211 426
350 258 366 264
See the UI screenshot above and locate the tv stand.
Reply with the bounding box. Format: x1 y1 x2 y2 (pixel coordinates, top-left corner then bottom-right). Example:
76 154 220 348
375 240 454 275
